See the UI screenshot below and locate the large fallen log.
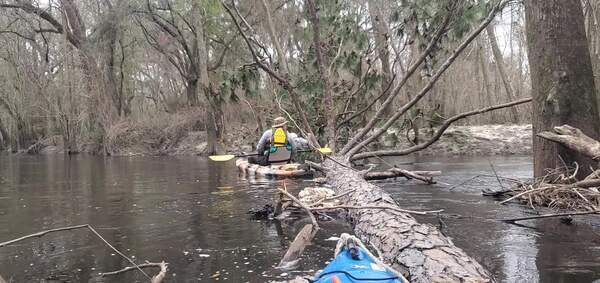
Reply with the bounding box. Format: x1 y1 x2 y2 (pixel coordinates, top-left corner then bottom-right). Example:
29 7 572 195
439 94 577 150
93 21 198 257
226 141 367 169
323 159 491 282
538 125 600 161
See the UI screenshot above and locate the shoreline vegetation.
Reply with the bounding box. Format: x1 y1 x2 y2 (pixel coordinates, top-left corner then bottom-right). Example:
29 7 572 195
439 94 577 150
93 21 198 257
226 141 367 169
21 123 534 157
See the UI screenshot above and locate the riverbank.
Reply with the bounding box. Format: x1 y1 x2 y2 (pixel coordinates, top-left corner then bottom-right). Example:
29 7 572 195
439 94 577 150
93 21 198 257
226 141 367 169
30 124 533 156
382 124 532 156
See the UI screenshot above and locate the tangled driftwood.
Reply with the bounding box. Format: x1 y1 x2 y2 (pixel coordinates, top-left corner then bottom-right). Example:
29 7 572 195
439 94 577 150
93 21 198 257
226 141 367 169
501 125 600 211
501 167 600 211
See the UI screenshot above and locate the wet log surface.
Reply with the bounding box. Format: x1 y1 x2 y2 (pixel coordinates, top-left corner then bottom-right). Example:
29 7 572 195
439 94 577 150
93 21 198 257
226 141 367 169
538 125 600 161
364 168 439 183
324 159 491 282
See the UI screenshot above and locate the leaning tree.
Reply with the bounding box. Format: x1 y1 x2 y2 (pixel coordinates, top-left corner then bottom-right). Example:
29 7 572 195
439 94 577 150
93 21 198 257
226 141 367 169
223 0 529 281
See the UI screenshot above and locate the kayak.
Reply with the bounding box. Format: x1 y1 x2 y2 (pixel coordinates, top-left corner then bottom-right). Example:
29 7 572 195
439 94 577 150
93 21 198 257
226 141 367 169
313 234 407 283
235 158 309 177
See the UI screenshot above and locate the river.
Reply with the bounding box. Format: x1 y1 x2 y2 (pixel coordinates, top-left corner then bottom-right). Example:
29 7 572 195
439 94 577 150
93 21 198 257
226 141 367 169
0 154 599 282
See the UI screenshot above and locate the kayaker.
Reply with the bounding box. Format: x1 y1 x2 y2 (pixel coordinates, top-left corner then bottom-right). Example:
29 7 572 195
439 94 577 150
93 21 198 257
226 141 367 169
248 117 308 166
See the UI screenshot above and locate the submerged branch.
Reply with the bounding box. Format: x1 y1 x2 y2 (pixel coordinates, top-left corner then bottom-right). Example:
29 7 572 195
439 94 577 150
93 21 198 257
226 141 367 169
277 187 319 230
0 224 154 280
499 210 600 223
100 262 167 277
276 186 319 268
0 224 89 247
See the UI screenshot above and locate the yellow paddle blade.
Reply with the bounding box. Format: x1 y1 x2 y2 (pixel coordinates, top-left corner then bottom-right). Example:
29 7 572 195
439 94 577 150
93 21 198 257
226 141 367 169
208 154 236 161
318 147 332 154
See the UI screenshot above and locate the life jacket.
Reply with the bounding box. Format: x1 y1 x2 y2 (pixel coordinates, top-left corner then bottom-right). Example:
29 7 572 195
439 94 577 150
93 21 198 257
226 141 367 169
267 127 292 165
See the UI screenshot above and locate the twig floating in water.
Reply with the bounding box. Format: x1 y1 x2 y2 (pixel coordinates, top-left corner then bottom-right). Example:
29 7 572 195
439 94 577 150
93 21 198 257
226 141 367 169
499 210 600 223
100 262 167 277
0 224 152 280
0 224 90 247
488 161 504 190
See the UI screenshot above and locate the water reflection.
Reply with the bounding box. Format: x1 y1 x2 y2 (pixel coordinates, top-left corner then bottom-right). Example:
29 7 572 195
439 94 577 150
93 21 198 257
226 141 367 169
0 155 598 282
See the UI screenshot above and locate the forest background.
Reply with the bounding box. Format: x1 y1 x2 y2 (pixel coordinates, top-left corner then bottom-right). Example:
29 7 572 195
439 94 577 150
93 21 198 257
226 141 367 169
0 0 597 157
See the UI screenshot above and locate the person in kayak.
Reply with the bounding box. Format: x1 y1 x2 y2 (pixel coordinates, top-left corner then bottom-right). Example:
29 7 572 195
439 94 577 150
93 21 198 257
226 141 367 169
248 116 308 166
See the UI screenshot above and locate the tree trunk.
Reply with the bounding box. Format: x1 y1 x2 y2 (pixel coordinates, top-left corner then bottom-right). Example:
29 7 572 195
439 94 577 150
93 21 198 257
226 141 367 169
486 22 519 123
477 39 496 123
186 78 199 107
205 98 223 155
261 0 289 75
525 0 600 178
368 0 393 117
0 117 8 150
195 3 223 154
324 159 491 282
306 0 336 150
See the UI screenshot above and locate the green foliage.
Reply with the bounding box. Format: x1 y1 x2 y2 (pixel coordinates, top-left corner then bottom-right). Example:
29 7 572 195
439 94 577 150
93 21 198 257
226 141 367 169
219 66 260 103
389 0 493 43
202 0 222 17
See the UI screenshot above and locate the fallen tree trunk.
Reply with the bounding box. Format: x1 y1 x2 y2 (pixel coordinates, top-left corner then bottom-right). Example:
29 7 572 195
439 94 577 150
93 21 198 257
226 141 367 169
323 159 491 282
364 168 440 183
538 125 600 161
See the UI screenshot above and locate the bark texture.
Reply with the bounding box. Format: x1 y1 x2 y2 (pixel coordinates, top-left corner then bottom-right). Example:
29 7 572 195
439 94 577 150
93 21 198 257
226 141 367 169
324 160 491 283
537 125 600 161
525 0 600 178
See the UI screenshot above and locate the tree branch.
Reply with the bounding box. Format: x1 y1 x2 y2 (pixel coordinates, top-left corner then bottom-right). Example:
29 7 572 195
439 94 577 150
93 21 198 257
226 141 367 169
277 187 319 230
0 3 63 33
221 0 319 146
499 210 600 223
0 224 153 279
351 97 531 161
0 1 81 47
339 2 458 155
100 262 167 277
345 0 509 158
337 73 397 128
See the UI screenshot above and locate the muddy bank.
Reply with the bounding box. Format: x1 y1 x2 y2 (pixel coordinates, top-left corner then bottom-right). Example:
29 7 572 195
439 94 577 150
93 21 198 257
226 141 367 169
32 124 532 156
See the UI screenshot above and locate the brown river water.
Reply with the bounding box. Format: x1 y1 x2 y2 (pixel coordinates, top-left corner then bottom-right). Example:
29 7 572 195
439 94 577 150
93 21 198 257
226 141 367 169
0 154 599 282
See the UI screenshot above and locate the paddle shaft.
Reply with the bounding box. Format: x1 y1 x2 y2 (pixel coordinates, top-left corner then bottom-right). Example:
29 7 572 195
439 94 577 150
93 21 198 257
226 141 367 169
236 149 312 158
